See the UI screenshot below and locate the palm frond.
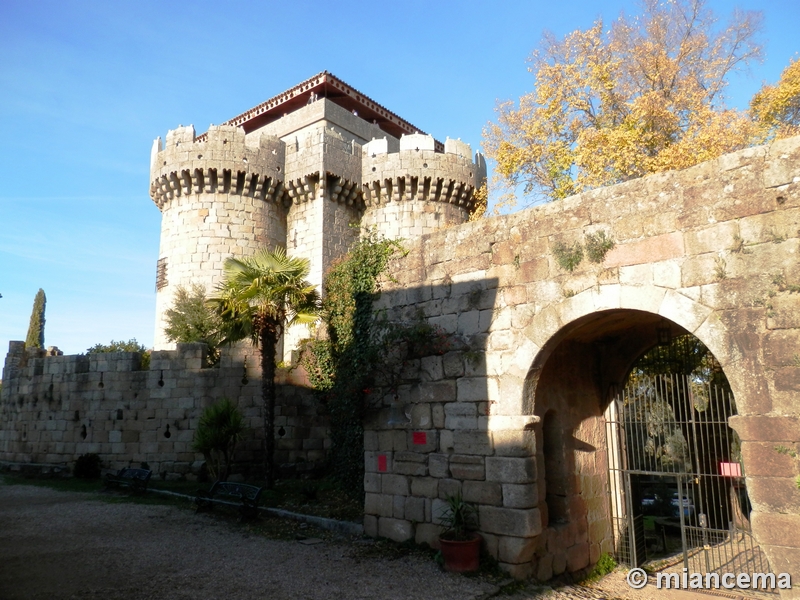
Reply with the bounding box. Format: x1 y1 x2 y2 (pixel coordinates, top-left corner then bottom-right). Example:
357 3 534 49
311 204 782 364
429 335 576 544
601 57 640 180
209 248 320 346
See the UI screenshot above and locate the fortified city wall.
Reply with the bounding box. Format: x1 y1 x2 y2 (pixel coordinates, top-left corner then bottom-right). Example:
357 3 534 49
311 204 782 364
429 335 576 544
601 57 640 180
0 341 325 479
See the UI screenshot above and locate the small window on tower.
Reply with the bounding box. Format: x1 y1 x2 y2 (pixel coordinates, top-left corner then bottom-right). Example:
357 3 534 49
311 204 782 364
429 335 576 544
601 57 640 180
155 257 168 291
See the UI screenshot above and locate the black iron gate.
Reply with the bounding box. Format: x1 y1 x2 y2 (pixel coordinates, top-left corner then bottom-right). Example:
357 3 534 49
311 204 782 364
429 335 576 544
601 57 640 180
605 373 773 580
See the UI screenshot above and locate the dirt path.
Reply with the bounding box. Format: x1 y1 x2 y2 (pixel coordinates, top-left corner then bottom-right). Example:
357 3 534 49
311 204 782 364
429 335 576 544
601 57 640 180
0 482 724 600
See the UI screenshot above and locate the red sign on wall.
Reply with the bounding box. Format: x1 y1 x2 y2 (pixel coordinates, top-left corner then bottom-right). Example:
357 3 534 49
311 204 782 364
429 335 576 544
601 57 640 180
377 454 387 472
719 462 742 477
413 432 427 445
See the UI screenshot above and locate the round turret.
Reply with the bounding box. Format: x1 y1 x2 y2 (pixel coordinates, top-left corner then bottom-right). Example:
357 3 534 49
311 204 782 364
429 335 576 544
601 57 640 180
360 134 486 239
149 125 287 349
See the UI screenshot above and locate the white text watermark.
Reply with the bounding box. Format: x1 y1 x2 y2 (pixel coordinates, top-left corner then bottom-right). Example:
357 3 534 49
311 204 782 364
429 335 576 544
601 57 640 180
626 568 792 591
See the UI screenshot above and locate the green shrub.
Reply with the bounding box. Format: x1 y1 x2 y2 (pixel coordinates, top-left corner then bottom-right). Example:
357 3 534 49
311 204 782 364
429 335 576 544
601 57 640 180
192 398 244 482
163 284 221 366
583 552 617 582
73 453 102 479
86 338 150 370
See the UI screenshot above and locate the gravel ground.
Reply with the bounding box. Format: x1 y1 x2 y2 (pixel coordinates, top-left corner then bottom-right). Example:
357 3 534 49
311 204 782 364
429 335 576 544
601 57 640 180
0 482 713 600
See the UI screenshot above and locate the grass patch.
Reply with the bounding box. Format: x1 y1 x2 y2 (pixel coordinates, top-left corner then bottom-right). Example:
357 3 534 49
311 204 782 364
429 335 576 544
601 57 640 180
256 477 364 522
581 552 617 584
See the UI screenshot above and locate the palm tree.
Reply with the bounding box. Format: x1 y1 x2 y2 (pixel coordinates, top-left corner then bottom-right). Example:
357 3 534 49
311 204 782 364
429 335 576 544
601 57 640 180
209 247 319 488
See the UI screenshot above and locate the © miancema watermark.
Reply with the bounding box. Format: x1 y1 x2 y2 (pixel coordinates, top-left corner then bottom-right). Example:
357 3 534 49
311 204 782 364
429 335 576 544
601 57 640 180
626 567 792 591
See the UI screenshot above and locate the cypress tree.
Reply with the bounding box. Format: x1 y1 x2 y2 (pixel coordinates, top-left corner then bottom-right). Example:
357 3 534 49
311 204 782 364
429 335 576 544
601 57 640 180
25 289 46 349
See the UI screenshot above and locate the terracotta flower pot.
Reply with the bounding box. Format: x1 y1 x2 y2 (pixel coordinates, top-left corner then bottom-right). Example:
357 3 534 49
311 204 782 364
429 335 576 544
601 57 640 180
439 534 481 573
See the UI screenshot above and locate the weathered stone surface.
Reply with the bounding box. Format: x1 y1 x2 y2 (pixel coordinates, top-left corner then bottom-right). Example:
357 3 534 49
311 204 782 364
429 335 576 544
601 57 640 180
364 473 380 493
453 431 493 456
449 454 485 480
730 416 800 442
479 506 542 537
462 480 502 506
498 535 538 564
502 484 538 508
404 496 425 522
486 457 537 484
428 453 450 479
381 474 409 496
751 512 800 547
444 401 478 429
378 517 413 542
566 542 590 572
363 514 378 538
741 442 798 477
745 476 800 513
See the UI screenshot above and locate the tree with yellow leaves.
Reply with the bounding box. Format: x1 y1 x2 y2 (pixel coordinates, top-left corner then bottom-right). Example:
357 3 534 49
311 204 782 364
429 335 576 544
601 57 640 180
484 0 762 206
751 58 800 141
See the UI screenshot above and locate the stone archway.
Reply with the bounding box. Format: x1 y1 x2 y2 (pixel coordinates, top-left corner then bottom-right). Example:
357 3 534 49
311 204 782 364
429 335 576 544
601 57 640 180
519 291 788 584
523 307 696 579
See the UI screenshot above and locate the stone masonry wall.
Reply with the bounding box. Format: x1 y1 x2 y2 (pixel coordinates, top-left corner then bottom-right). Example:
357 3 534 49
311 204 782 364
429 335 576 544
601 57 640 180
0 342 328 479
363 136 800 587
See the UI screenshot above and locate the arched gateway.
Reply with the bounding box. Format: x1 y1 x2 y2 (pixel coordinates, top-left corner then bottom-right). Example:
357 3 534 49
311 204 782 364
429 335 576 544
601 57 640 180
364 137 800 590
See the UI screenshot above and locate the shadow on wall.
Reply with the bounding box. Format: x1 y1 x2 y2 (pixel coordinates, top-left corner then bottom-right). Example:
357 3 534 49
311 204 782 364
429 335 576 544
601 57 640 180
0 342 328 480
363 273 711 580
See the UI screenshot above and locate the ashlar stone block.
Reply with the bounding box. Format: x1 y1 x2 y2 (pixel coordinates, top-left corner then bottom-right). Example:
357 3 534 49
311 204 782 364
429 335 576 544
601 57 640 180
449 454 485 480
480 506 542 537
486 456 537 484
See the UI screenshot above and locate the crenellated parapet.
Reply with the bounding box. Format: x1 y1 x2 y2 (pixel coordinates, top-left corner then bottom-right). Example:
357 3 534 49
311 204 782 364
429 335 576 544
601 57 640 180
361 134 486 212
149 125 286 209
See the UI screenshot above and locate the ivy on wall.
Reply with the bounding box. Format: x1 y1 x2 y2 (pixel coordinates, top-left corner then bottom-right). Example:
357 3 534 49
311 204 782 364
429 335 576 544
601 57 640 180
301 231 451 495
301 232 404 493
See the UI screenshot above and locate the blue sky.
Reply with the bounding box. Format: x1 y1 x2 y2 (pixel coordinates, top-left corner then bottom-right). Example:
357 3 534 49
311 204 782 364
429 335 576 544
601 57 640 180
1 0 798 356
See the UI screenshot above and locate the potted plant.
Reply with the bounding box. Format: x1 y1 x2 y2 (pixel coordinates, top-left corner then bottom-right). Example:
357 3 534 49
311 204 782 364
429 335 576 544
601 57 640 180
438 492 481 572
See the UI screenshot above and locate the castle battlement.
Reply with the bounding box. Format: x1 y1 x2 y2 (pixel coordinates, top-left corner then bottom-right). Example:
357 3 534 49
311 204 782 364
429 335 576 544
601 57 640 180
149 125 286 209
362 133 485 210
148 74 484 351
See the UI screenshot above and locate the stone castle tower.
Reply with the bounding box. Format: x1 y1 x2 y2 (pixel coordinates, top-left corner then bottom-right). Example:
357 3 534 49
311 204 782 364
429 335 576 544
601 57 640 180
149 72 486 350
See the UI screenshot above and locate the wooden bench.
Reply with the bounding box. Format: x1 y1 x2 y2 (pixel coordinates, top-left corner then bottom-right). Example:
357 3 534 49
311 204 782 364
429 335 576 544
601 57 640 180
195 481 263 520
103 467 152 494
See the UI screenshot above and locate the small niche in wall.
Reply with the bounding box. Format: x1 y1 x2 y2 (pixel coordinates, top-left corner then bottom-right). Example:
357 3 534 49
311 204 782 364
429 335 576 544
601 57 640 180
74 410 80 421
543 409 569 526
116 409 123 420
163 424 171 439
80 424 87 440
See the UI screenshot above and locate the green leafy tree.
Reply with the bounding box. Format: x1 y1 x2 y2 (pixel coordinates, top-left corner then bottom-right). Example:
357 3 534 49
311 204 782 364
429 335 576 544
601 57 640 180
86 338 150 369
25 288 46 348
163 284 222 365
192 398 244 482
208 248 319 488
483 0 762 206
